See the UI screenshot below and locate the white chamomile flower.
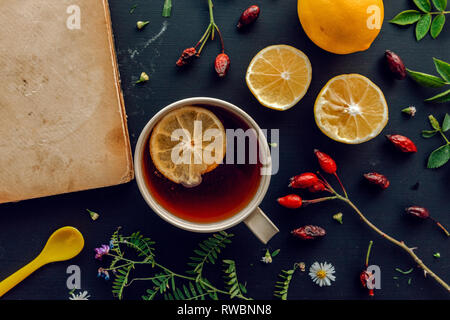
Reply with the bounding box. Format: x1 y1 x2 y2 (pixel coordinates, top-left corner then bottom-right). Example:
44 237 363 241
309 262 336 287
69 290 90 300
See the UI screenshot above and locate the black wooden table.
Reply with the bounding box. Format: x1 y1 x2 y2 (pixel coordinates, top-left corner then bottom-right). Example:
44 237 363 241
1 0 449 300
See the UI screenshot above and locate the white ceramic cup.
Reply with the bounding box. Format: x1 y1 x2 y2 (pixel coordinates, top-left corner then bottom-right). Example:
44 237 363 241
134 97 279 244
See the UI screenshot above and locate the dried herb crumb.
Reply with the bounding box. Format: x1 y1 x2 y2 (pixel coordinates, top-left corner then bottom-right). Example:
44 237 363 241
136 72 149 84
129 4 137 14
333 212 343 224
395 267 414 275
136 21 150 30
86 209 99 221
402 106 416 117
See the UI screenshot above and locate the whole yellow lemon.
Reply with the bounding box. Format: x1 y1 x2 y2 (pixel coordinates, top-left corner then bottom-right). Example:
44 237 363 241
298 0 384 54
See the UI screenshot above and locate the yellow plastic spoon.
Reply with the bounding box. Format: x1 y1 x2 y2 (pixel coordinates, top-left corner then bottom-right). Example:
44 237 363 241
0 226 84 298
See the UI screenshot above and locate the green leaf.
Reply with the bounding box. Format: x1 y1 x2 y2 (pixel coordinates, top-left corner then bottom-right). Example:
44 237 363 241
390 10 422 25
425 89 450 102
414 0 432 12
273 266 297 300
416 13 432 40
162 0 172 17
129 4 138 14
430 14 446 38
429 115 441 130
194 249 206 257
172 288 180 300
271 249 280 257
189 282 197 297
165 293 174 300
188 232 234 277
432 0 447 11
407 69 448 87
422 130 438 138
428 144 450 168
222 259 249 299
442 113 450 131
433 58 450 82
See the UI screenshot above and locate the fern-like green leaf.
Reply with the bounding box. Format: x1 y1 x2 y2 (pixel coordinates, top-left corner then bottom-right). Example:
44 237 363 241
198 278 219 300
188 231 234 279
161 282 208 300
124 231 156 258
109 227 123 256
223 260 248 300
273 265 297 300
143 288 158 300
112 265 133 300
141 273 172 300
105 229 250 301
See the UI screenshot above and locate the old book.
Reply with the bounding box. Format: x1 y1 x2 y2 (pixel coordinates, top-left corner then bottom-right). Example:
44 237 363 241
0 0 133 204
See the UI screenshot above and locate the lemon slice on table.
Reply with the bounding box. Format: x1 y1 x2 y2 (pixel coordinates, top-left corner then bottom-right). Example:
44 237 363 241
246 45 312 111
314 74 388 144
150 106 226 187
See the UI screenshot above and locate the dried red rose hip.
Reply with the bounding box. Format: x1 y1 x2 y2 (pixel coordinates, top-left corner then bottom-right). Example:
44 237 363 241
214 53 230 77
364 172 390 189
314 149 337 174
176 47 197 67
289 172 319 189
385 50 407 80
292 225 326 240
237 5 260 28
278 194 302 209
308 181 327 193
386 135 417 153
360 270 375 296
405 206 430 219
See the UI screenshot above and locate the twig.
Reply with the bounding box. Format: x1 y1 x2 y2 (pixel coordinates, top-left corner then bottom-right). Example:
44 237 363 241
337 194 449 292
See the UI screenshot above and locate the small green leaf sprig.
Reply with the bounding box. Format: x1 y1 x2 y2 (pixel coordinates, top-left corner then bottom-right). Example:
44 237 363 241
422 114 450 168
273 264 299 300
97 228 251 300
407 58 450 103
390 0 448 40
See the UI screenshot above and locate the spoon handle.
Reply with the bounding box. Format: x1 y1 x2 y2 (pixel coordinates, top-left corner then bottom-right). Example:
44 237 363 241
0 256 45 298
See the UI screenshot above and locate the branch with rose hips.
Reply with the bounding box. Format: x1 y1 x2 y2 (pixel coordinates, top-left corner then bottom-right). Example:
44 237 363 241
175 3 260 77
175 0 230 77
278 149 450 293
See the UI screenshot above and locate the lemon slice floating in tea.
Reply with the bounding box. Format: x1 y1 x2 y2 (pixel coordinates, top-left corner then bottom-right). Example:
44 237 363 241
314 74 388 144
245 45 312 111
150 106 226 187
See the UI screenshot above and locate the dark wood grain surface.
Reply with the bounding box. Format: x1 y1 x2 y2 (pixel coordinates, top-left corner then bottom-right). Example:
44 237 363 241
0 0 449 300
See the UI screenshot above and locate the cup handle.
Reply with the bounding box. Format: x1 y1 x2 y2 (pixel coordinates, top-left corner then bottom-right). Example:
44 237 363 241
244 207 279 244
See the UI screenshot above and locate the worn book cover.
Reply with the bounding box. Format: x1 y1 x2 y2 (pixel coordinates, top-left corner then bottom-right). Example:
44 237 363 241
0 0 134 204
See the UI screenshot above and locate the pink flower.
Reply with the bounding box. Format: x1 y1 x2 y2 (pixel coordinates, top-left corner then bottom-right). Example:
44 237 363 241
94 244 110 260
